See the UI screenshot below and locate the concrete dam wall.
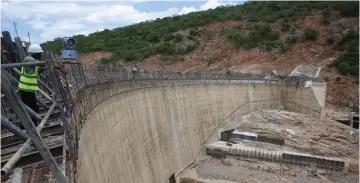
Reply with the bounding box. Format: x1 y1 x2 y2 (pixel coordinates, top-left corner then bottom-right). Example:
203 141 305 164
65 65 326 183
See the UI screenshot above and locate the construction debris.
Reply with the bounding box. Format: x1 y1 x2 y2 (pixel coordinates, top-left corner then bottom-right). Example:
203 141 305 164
181 110 359 183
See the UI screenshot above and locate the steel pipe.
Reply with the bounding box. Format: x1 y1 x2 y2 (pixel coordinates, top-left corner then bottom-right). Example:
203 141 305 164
62 140 67 176
1 60 79 69
1 117 29 141
37 98 50 109
10 168 23 183
21 101 43 121
46 51 74 159
1 61 48 69
1 101 57 176
38 78 54 95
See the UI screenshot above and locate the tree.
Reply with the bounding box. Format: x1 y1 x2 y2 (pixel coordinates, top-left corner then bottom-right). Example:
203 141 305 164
163 34 174 41
174 34 183 42
39 1 359 63
301 29 318 41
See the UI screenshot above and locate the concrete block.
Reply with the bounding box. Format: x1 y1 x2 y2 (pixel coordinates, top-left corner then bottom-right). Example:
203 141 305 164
180 177 196 183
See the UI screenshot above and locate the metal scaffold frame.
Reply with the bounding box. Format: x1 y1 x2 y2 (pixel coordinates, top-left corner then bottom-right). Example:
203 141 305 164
1 50 77 183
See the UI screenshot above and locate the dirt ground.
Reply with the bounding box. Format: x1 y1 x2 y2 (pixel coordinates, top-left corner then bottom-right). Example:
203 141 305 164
180 110 359 183
77 15 359 110
78 51 112 65
181 156 359 183
233 110 359 161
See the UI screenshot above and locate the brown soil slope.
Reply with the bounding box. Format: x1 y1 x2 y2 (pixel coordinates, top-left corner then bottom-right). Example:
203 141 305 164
79 14 359 110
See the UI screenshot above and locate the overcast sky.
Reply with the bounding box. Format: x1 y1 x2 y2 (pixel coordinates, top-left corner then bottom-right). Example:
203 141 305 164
1 0 245 44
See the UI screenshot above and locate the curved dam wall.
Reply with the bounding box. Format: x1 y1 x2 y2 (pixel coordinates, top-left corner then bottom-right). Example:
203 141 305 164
75 83 280 183
65 66 326 183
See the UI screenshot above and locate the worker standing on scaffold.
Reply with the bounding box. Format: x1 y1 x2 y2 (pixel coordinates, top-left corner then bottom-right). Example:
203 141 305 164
18 44 45 129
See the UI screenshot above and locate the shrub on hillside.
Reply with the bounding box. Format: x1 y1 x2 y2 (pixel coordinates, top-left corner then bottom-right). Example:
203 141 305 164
163 34 174 41
301 29 318 41
99 58 112 64
185 44 198 53
246 24 252 30
226 29 241 40
277 42 289 53
186 35 194 40
40 1 359 63
248 13 259 22
281 21 291 32
322 18 330 25
174 34 183 42
330 30 359 77
325 37 334 45
189 29 198 36
123 51 141 61
264 15 276 23
155 43 176 54
147 33 161 43
235 24 242 31
227 24 280 50
337 62 350 75
333 2 359 17
322 8 331 18
290 28 297 35
263 40 277 51
286 35 298 46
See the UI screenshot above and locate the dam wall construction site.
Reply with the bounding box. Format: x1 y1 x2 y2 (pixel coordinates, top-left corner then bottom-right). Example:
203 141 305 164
2 1 359 182
1 63 358 183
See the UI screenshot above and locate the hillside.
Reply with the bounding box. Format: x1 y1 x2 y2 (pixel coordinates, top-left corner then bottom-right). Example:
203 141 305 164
41 1 359 110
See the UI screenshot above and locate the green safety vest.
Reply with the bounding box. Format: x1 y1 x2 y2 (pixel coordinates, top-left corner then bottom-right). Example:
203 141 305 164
18 56 39 91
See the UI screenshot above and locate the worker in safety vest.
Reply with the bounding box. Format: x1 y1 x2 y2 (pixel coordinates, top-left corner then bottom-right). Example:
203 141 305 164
18 44 46 129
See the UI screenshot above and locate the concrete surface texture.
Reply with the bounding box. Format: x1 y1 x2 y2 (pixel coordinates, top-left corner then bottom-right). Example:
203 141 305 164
223 110 358 160
281 83 325 119
74 81 326 183
181 156 359 183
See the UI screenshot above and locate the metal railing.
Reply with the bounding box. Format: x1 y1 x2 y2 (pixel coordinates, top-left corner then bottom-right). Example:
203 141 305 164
64 64 324 95
64 64 325 124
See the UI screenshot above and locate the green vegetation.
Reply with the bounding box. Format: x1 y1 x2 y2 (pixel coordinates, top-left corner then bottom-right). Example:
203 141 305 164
322 18 330 25
227 24 280 50
286 35 298 46
189 29 198 36
277 42 289 53
329 30 359 77
301 29 318 41
280 20 291 32
163 34 174 41
174 34 183 42
332 2 359 17
325 37 334 45
40 1 359 63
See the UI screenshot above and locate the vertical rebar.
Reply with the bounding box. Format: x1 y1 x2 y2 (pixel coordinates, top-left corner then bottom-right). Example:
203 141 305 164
45 51 74 169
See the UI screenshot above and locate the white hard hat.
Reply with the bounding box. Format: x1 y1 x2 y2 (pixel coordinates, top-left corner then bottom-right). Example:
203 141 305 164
28 44 43 53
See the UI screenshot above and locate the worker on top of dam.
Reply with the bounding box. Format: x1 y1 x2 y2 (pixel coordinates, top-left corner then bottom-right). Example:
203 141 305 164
132 64 139 78
18 44 46 129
